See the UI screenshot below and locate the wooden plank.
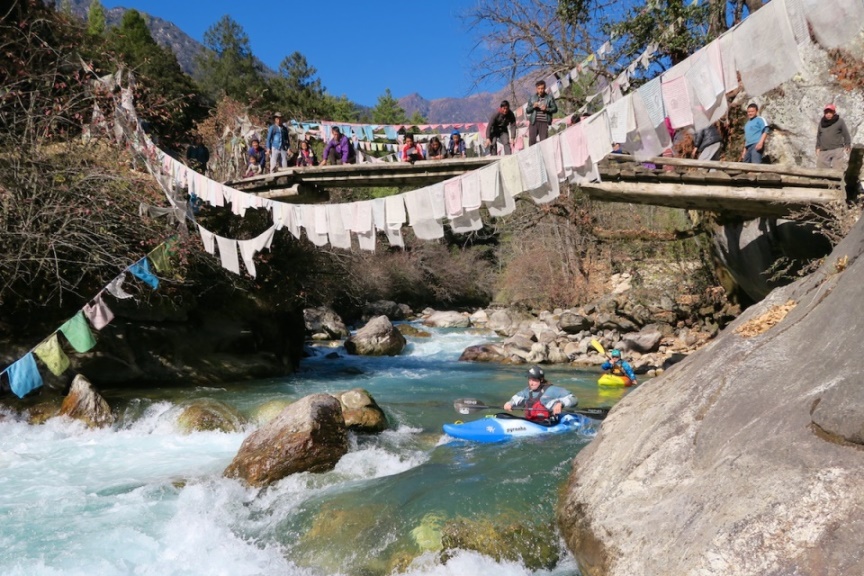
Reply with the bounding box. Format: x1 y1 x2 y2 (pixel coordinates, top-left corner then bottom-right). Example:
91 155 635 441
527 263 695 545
608 154 844 179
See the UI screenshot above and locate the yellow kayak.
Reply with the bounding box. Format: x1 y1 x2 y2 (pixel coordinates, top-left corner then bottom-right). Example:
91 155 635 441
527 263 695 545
598 374 633 388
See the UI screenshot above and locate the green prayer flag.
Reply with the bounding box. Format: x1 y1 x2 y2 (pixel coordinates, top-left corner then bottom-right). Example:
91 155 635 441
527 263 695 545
58 311 97 353
148 244 172 274
33 333 71 376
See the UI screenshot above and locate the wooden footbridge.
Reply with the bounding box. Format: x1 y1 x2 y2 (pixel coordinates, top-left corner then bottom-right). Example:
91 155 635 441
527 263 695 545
226 147 862 218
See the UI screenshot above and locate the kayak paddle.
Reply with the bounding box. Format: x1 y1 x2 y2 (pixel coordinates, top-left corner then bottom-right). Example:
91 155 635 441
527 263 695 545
590 338 608 357
453 398 611 420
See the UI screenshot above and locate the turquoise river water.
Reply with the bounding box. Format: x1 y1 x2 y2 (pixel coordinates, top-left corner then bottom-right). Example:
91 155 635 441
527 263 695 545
0 326 629 575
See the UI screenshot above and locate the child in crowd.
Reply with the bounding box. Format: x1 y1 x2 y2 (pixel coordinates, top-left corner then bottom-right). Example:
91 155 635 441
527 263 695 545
400 134 424 163
296 140 317 167
427 136 445 160
245 154 261 177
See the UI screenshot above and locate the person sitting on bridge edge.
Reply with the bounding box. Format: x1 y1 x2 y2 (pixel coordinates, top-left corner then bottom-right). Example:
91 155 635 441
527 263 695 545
400 133 425 163
741 103 768 164
296 139 318 167
447 130 466 158
527 79 557 146
816 104 852 169
247 138 266 174
266 112 291 173
322 126 356 165
503 366 576 424
485 100 517 156
601 349 638 385
427 136 445 160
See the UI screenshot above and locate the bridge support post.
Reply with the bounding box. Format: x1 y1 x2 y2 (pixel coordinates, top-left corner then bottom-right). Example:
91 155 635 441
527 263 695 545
845 145 864 202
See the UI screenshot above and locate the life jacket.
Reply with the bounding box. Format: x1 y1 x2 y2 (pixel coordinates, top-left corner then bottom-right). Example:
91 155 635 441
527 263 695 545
610 364 625 376
523 385 551 421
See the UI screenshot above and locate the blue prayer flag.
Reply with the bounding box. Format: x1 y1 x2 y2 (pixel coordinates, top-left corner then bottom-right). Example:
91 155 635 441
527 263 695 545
129 258 159 289
6 353 43 398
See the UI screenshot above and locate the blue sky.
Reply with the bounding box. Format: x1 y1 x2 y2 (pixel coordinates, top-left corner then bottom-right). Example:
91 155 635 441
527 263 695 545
101 0 501 107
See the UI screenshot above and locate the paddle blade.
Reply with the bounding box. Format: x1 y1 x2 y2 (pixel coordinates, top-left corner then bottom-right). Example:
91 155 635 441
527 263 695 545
573 406 611 421
590 339 606 356
453 398 490 414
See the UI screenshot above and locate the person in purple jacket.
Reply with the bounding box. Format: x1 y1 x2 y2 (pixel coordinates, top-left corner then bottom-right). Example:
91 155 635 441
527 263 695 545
322 126 356 165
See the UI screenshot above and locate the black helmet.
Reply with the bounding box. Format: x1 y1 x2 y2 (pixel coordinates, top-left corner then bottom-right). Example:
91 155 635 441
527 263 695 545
527 366 544 380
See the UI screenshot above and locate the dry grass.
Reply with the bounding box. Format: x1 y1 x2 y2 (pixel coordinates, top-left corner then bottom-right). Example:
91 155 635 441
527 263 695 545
734 300 797 338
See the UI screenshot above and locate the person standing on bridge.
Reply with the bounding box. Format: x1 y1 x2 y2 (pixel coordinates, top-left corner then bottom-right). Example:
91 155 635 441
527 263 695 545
526 80 558 146
485 100 517 155
816 104 852 169
322 126 356 165
266 112 291 173
741 103 768 164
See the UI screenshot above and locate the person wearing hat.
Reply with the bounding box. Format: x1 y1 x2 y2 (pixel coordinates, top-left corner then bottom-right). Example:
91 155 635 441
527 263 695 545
816 104 852 169
601 349 637 385
447 130 466 158
503 366 576 423
485 100 517 155
266 112 291 173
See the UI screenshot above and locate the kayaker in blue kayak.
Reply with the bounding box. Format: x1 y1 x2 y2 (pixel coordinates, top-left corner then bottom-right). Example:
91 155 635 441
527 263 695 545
503 366 576 423
601 349 638 384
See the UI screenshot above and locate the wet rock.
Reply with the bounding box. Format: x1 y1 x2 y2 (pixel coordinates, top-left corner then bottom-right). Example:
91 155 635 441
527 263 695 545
304 306 349 340
397 324 431 338
811 376 864 445
224 393 347 487
177 399 245 433
344 316 406 356
251 399 292 425
332 388 388 433
27 399 62 425
423 310 470 328
441 515 560 571
459 344 508 363
58 375 115 428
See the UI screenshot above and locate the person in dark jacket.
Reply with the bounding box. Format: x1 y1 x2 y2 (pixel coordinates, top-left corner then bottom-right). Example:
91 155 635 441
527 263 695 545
816 104 852 169
692 124 723 161
526 80 557 146
247 139 266 170
485 100 517 155
186 135 209 174
322 127 356 165
447 131 466 158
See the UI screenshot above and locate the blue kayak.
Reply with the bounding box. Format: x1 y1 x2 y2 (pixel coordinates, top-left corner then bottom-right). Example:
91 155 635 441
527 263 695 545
442 413 597 443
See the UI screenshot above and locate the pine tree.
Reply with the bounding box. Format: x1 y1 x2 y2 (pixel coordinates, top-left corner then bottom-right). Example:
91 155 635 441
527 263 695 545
107 9 206 141
195 16 266 103
407 110 427 126
267 52 327 120
371 88 408 125
86 0 106 37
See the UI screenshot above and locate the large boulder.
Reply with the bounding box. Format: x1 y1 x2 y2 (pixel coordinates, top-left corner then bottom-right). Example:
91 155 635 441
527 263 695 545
332 388 388 433
224 393 347 487
344 316 406 356
362 300 410 321
557 208 864 575
487 309 535 336
459 344 508 363
176 399 245 433
423 310 470 328
304 306 349 340
58 374 115 428
620 328 663 354
559 312 593 334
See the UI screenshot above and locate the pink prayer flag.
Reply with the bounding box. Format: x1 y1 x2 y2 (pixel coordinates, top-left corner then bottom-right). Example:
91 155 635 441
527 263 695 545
661 76 694 129
444 178 463 219
83 293 115 330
